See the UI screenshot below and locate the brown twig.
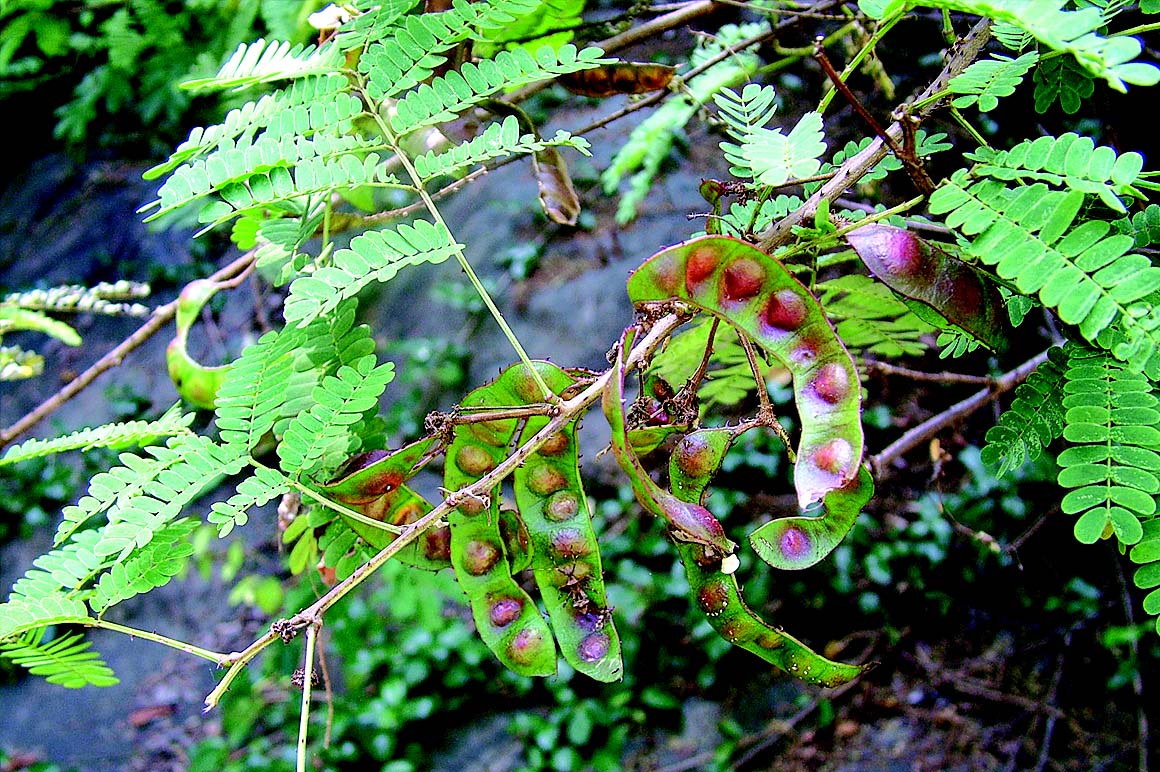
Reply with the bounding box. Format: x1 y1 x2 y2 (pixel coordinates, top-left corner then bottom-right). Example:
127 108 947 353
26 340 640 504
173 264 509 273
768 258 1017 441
864 359 993 385
869 348 1049 474
759 17 993 251
0 251 257 450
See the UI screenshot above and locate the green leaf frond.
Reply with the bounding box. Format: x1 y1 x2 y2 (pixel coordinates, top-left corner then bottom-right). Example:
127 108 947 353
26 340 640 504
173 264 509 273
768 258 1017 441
283 220 461 327
1057 346 1159 547
208 466 292 538
215 327 304 452
713 84 826 187
981 345 1068 476
144 74 352 181
1131 519 1160 634
963 133 1146 213
277 355 396 478
807 131 950 195
991 21 1035 52
602 22 766 224
1033 54 1096 114
928 158 1160 375
0 630 118 689
90 519 199 613
1115 204 1160 249
715 195 804 238
143 132 388 227
412 116 589 182
475 0 585 54
0 594 92 644
10 530 110 602
0 406 194 466
53 440 209 545
91 436 248 560
0 306 80 347
181 38 346 93
949 50 1039 112
816 274 937 358
388 44 611 135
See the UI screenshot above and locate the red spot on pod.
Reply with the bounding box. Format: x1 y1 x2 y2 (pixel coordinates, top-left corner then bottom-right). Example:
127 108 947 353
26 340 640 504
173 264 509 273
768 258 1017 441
539 432 569 456
755 631 785 651
719 617 756 643
812 362 850 404
847 224 928 277
779 526 811 561
577 632 611 662
674 434 715 479
545 491 580 522
507 626 550 666
813 438 853 475
762 289 808 333
468 419 508 447
526 463 568 495
489 597 523 627
721 257 767 303
462 539 501 575
423 528 452 561
685 246 719 291
697 578 730 617
551 527 591 558
649 254 682 296
392 501 425 525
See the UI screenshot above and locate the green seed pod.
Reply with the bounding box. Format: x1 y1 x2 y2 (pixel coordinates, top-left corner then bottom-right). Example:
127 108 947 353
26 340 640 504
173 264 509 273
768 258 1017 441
846 224 1007 352
626 236 865 509
667 427 872 687
514 364 623 682
602 329 738 563
445 363 568 677
748 465 874 570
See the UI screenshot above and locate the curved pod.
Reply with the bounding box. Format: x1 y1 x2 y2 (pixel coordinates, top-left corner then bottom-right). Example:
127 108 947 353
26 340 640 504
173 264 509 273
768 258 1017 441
669 427 871 687
626 236 864 508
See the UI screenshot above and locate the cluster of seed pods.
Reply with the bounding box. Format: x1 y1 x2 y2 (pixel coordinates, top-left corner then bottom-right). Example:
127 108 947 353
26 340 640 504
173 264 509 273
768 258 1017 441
625 236 864 511
513 368 623 682
166 279 232 410
667 426 871 687
444 362 622 679
318 436 451 571
845 223 1008 352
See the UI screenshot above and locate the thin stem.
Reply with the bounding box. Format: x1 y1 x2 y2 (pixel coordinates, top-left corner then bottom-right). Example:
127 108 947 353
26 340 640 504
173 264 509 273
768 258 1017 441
816 12 904 115
85 619 227 663
385 124 556 402
297 620 320 772
864 359 993 385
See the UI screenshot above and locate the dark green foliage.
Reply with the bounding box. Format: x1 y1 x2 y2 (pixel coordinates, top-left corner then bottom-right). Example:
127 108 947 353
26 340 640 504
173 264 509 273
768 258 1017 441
982 346 1068 476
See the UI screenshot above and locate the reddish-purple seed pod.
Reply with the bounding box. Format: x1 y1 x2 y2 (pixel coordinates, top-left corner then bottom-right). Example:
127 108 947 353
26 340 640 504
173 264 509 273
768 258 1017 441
489 597 523 627
545 491 580 522
462 539 501 575
526 464 568 496
577 632 611 662
456 444 496 476
507 627 551 666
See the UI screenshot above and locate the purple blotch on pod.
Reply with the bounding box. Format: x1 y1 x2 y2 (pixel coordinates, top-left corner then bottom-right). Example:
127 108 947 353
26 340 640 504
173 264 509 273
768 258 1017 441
539 432 570 456
685 245 720 291
551 527 591 558
577 632 611 662
813 438 853 475
674 433 717 479
811 362 850 405
779 526 811 562
697 578 730 617
423 528 452 561
489 597 524 627
507 626 551 666
762 289 808 333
